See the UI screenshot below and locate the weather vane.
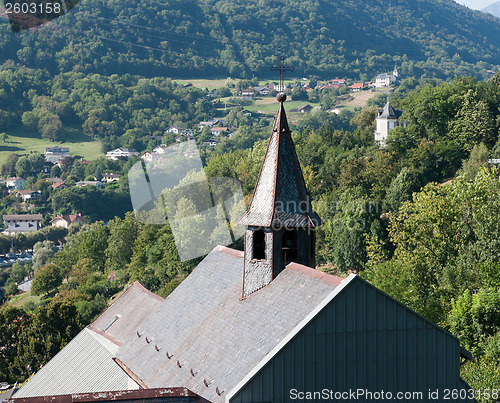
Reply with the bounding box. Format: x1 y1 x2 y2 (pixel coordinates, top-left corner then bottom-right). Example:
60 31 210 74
270 56 294 90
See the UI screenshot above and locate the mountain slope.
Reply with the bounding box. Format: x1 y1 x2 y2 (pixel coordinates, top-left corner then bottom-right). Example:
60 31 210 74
483 2 500 18
1 0 500 79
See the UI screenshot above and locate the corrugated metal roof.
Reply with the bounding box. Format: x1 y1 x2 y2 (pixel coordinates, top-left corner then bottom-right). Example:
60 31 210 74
89 282 164 346
13 329 134 398
116 246 342 403
238 102 321 228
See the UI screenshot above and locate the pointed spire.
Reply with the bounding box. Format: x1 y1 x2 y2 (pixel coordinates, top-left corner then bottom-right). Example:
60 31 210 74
377 101 402 119
238 94 321 228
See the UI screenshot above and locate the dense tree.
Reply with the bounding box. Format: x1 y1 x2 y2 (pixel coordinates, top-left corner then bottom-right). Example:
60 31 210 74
14 299 83 379
32 241 57 269
449 289 500 355
31 264 63 297
0 306 26 382
105 213 139 272
15 156 32 178
363 166 500 323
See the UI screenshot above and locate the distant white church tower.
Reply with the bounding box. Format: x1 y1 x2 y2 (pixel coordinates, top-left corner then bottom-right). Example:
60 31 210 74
374 101 403 147
393 63 399 79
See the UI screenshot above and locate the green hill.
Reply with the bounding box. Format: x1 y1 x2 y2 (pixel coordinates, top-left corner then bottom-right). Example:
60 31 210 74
1 0 500 79
483 2 500 18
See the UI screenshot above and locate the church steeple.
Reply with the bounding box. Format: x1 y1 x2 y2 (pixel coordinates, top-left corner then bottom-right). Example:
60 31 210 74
238 93 322 298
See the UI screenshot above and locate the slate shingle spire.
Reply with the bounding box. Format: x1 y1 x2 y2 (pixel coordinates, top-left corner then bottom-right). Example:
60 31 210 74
238 93 322 297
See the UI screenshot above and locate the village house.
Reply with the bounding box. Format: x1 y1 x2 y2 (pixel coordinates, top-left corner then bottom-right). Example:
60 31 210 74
140 151 156 162
175 133 195 142
252 86 269 96
241 91 254 100
153 144 172 155
349 82 364 92
51 213 87 228
51 181 69 190
198 119 220 130
3 213 43 235
210 127 228 136
374 64 399 88
45 146 70 163
3 213 43 228
101 173 123 183
76 181 103 188
16 190 41 202
331 78 346 86
207 89 219 98
202 138 220 147
106 148 139 160
5 177 26 190
299 104 313 113
165 126 182 134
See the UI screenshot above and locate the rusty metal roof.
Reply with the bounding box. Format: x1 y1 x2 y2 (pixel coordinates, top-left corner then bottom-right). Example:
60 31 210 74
238 101 321 228
10 387 207 402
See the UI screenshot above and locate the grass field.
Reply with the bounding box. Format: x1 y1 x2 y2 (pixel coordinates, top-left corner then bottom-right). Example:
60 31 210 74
0 127 103 167
173 78 229 90
9 290 42 308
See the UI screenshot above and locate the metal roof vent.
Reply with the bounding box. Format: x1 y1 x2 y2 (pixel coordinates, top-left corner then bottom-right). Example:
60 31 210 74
177 360 185 368
190 368 199 376
203 379 213 387
136 331 143 337
145 336 152 344
155 344 161 352
166 351 173 359
103 316 118 331
216 387 225 396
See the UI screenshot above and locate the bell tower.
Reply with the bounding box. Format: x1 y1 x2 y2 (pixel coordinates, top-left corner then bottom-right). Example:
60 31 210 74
238 93 322 298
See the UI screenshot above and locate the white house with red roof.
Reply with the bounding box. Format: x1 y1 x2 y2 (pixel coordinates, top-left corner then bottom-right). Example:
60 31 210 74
50 213 87 228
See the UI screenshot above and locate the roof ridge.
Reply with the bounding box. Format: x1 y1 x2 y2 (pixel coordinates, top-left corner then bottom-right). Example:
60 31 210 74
285 262 343 285
214 245 244 258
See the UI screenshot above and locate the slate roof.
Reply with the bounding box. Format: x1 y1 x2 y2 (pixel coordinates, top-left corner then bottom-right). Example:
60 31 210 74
3 214 43 222
90 281 164 346
116 246 343 403
13 328 132 398
377 101 403 119
237 101 321 228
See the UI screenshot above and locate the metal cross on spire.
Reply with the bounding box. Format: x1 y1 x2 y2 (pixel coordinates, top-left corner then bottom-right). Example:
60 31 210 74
270 56 294 91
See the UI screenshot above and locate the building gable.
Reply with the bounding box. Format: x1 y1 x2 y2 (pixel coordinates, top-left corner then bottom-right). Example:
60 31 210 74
228 276 471 403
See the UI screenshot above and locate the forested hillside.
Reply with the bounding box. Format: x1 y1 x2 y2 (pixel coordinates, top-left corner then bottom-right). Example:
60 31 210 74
1 0 500 394
1 0 500 79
